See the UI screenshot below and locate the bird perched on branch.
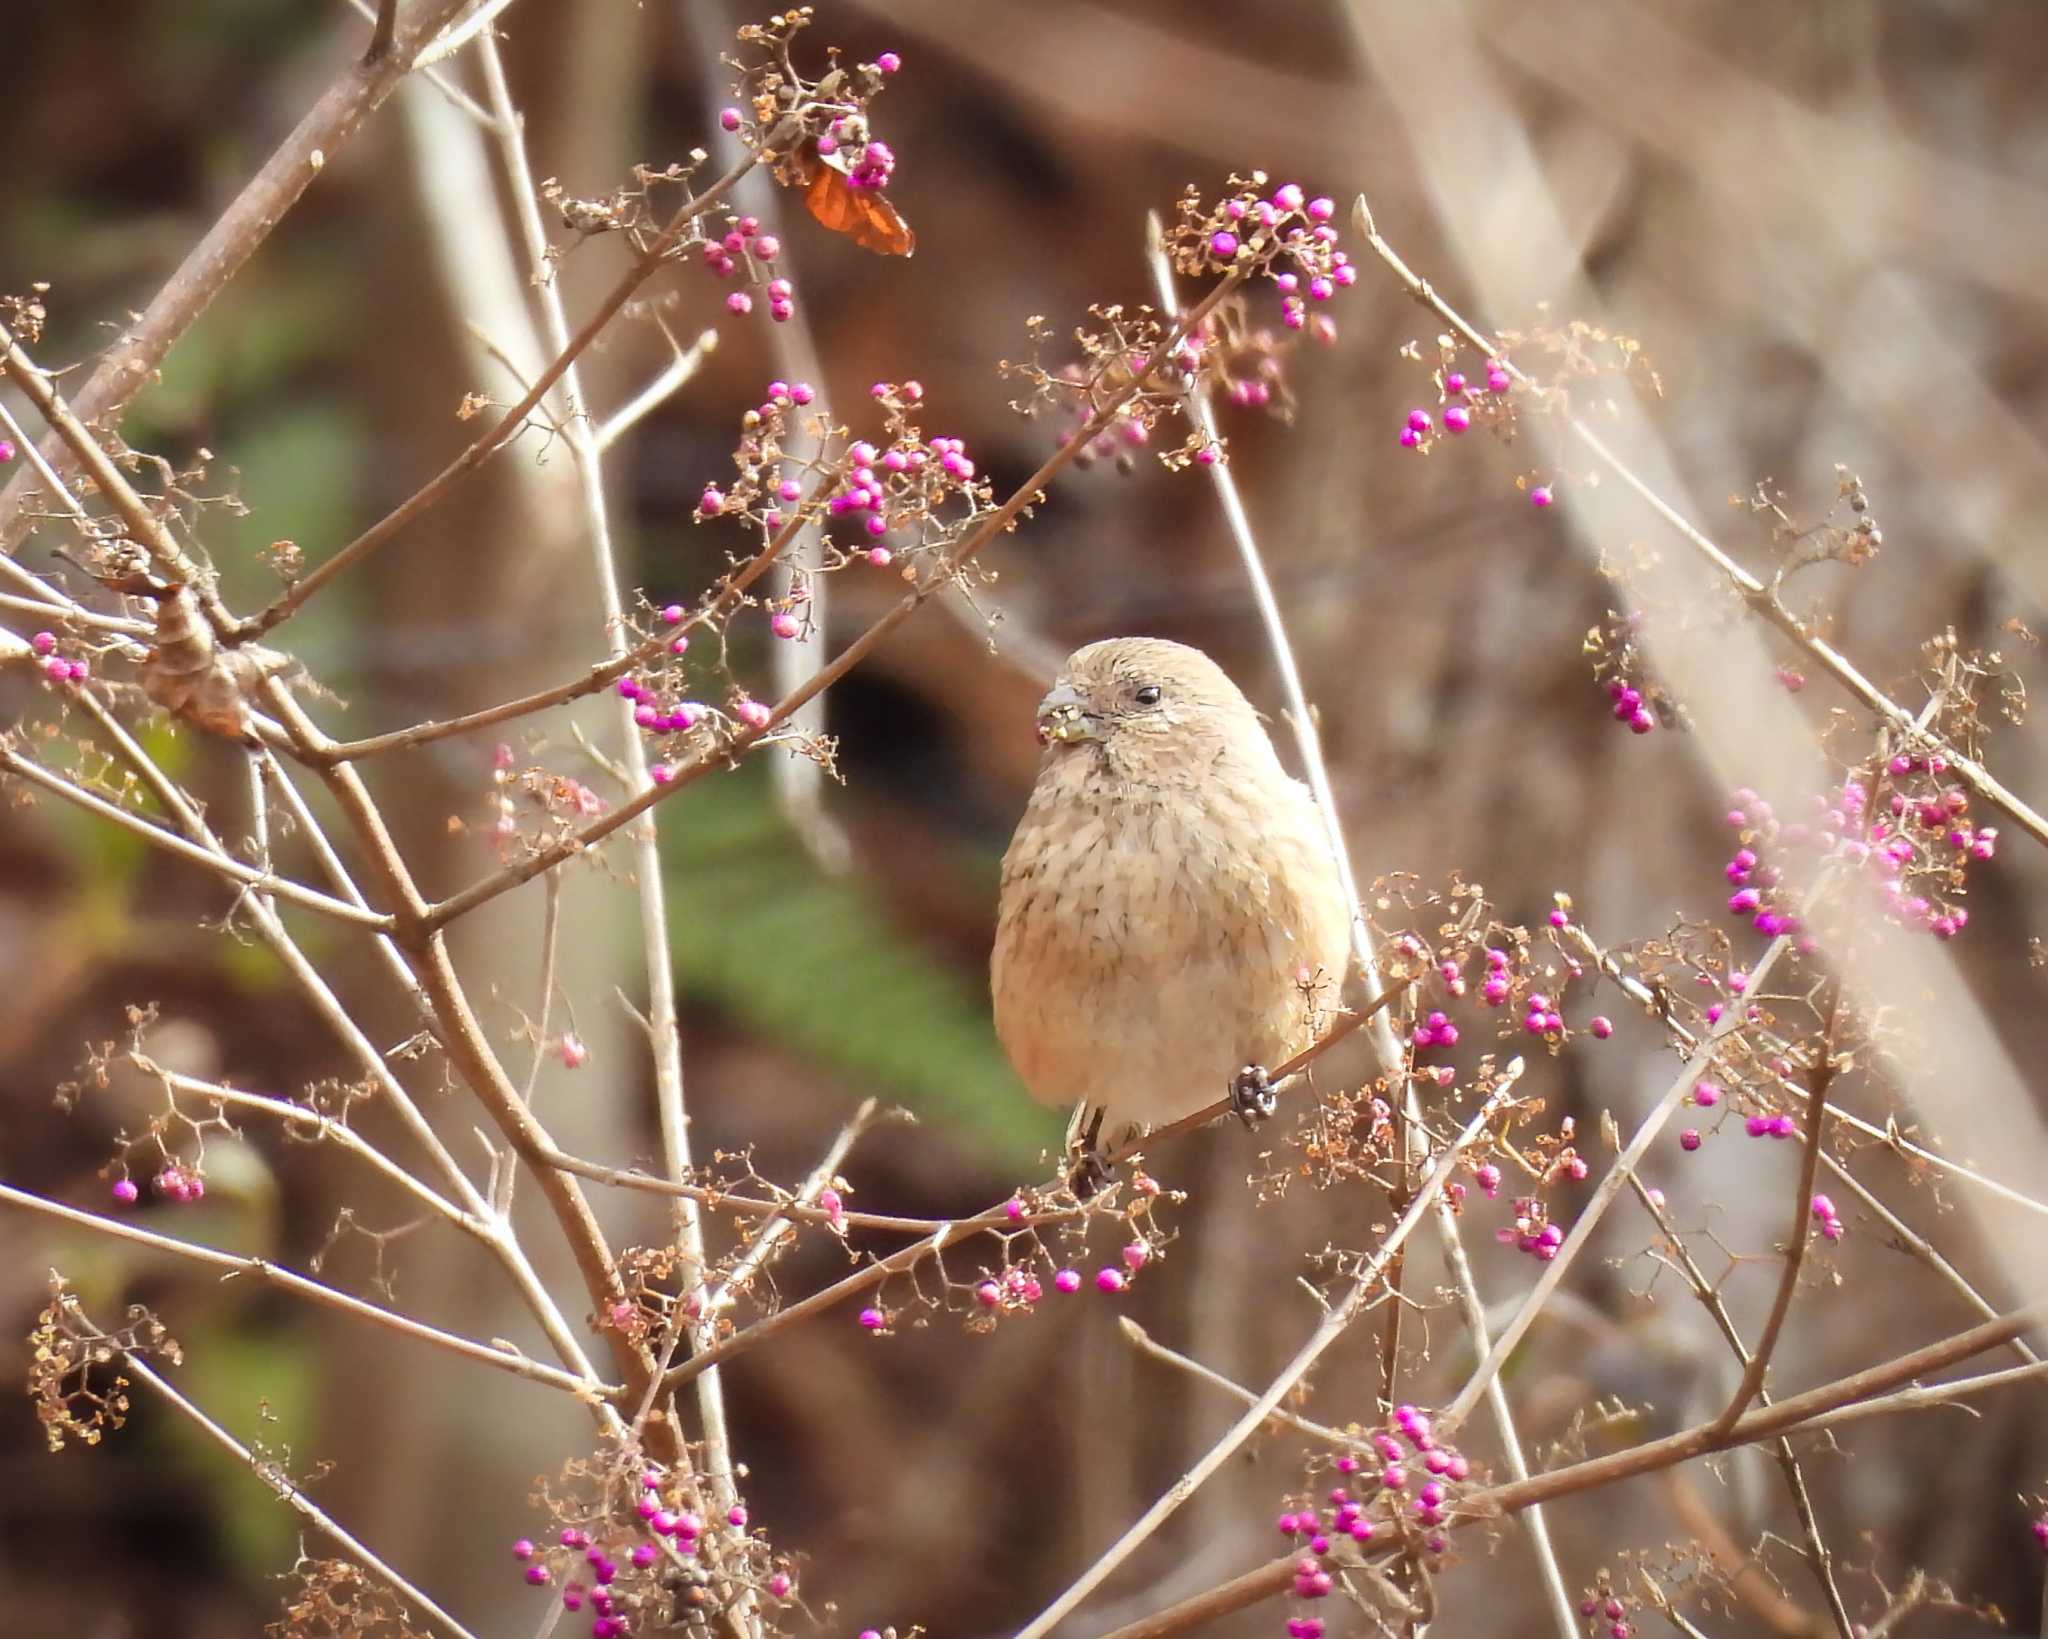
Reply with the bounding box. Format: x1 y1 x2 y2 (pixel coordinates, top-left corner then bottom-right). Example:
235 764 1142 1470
992 637 1354 1178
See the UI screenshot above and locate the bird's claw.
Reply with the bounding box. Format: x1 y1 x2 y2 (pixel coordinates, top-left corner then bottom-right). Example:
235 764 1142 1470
1230 1064 1277 1127
1067 1147 1113 1198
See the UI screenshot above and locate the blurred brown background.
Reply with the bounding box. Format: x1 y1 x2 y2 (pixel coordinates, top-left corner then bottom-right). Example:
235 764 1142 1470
3 0 2047 1634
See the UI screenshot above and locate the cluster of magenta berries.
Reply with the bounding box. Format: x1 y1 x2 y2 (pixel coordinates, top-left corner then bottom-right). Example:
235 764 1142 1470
1396 359 1514 452
1199 179 1354 334
1275 1407 1467 1633
2031 1513 2048 1555
1579 1586 1636 1639
1432 938 1608 1048
1809 1192 1845 1242
702 378 985 572
109 1164 203 1207
696 213 793 322
1604 677 1657 735
513 1480 788 1636
1727 763 1988 944
31 630 90 684
1497 1197 1564 1260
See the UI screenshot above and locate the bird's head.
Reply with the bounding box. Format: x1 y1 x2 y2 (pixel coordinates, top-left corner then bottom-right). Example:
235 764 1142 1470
1034 638 1267 768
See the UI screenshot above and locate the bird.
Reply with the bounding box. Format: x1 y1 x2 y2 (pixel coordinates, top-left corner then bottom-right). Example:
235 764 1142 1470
991 637 1355 1177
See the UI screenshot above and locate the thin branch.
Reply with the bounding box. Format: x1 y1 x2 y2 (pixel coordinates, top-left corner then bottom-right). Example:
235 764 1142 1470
1013 1065 1524 1639
80 1307 485 1639
9 1185 604 1397
703 1100 881 1319
1715 984 1841 1433
0 0 478 558
139 1059 474 1230
1117 1315 1367 1452
0 746 397 930
597 326 721 452
1627 1177 1854 1636
535 1142 994 1233
475 25 736 1504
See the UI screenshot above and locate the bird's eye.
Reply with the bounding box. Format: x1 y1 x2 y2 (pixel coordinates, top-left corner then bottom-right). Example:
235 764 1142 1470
1132 684 1162 707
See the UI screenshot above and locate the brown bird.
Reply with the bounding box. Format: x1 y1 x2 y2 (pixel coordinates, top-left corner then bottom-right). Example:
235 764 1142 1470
991 638 1354 1173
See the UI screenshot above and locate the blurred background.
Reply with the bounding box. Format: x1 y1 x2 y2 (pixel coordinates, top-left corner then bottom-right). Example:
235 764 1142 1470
3 0 2047 1634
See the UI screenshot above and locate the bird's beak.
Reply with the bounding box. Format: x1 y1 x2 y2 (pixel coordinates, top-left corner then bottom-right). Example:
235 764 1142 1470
1035 683 1101 745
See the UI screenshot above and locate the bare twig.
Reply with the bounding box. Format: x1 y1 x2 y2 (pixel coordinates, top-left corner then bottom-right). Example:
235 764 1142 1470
5 1184 605 1397
0 0 478 558
1715 984 1841 1433
74 1300 484 1639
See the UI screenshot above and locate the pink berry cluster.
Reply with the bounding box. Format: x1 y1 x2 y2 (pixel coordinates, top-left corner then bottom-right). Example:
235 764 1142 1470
31 629 90 684
1726 758 1989 945
1578 1578 1637 1639
1497 1196 1563 1260
1395 357 1513 451
1177 174 1354 337
700 378 991 576
698 213 794 323
0 438 15 461
1583 609 1684 738
1809 1192 1845 1242
818 115 896 192
1274 1408 1468 1634
111 1162 202 1205
2032 1512 2048 1555
514 1475 789 1635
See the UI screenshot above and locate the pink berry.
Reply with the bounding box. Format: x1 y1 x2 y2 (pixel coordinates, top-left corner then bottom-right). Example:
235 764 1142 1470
857 1306 885 1331
1053 1268 1081 1293
770 611 800 640
1589 1016 1613 1038
1095 1267 1127 1294
1407 408 1433 432
726 292 753 315
719 107 742 131
1209 230 1239 260
699 486 725 515
975 1280 1001 1308
1529 484 1554 508
876 50 902 72
1443 405 1471 432
111 1178 139 1205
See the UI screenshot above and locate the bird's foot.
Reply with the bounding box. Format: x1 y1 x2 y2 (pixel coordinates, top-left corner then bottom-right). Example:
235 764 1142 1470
1066 1147 1114 1199
1230 1064 1278 1127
